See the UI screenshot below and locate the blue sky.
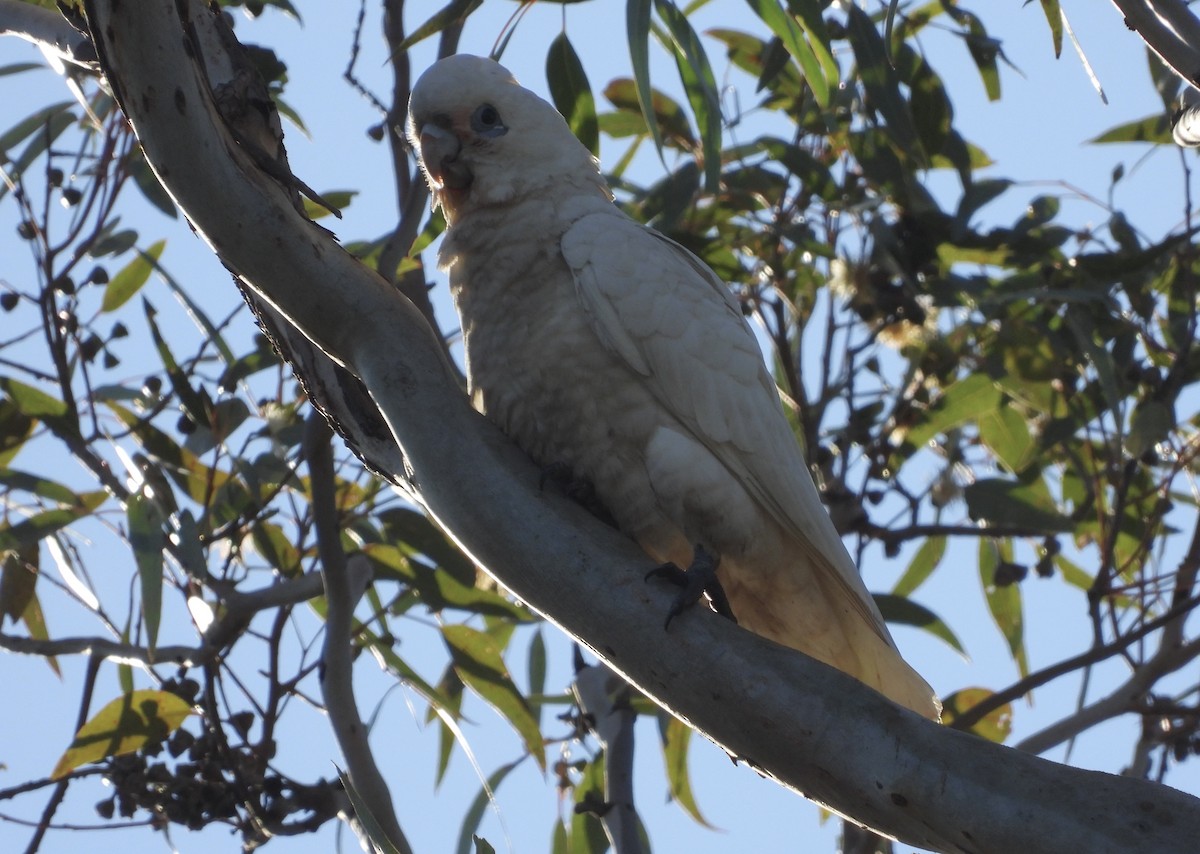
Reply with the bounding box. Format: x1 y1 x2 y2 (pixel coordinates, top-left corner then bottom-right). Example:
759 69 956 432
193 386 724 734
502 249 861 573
1 2 1198 852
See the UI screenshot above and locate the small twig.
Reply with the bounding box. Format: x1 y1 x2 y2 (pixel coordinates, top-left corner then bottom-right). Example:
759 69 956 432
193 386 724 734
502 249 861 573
24 653 101 853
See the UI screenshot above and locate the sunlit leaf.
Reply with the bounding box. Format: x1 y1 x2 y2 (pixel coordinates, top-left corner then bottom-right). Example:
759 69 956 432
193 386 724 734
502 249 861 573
302 189 356 220
1090 114 1173 145
102 240 165 312
979 404 1035 474
941 687 1013 742
51 690 192 779
744 0 829 106
892 536 945 597
1038 0 1063 58
906 374 1000 447
442 624 544 770
978 539 1028 678
1 377 68 419
659 714 714 827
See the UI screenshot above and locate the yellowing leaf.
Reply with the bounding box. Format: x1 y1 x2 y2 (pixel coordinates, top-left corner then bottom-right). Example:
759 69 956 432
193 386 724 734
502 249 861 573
51 690 192 779
941 687 1013 743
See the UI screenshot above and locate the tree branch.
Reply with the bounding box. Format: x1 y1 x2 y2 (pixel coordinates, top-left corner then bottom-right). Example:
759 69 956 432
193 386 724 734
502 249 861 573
79 1 1200 850
1110 0 1200 89
305 413 411 854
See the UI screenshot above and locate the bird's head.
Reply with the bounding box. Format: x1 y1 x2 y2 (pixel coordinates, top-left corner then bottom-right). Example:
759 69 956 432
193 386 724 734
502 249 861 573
406 54 603 223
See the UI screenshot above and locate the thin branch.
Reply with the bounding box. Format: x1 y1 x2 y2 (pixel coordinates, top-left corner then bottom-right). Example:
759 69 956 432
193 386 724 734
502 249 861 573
951 592 1200 732
305 413 411 854
1016 637 1200 754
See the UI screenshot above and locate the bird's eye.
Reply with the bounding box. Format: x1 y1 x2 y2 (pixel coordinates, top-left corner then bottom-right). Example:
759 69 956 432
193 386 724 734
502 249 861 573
471 104 507 137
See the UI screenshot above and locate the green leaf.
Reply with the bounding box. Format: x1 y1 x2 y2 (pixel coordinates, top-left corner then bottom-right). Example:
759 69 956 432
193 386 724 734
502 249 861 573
454 761 520 854
127 148 177 218
0 544 39 623
1090 114 1174 145
396 0 484 51
251 521 304 578
978 539 1028 678
744 0 829 107
102 240 165 312
0 503 102 552
964 478 1073 533
442 624 544 770
0 63 44 78
846 4 925 165
978 404 1035 474
659 714 713 827
0 102 75 200
1127 398 1175 458
1 377 68 419
128 493 166 652
627 0 664 159
1038 0 1063 58
891 536 945 597
19 585 58 677
142 299 209 426
378 508 476 586
941 687 1012 742
547 33 599 156
873 594 966 656
528 629 547 728
51 690 193 779
0 400 35 468
302 189 356 220
655 0 722 192
906 374 1000 448
603 78 695 149
338 768 407 854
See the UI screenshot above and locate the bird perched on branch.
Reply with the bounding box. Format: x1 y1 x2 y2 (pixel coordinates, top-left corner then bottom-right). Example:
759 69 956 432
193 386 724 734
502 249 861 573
407 54 939 720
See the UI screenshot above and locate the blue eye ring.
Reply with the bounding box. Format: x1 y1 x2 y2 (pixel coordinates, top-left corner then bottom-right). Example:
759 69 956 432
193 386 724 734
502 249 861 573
471 104 507 137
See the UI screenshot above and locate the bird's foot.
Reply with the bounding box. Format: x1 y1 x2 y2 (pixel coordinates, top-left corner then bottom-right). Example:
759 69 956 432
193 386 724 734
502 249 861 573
644 544 737 629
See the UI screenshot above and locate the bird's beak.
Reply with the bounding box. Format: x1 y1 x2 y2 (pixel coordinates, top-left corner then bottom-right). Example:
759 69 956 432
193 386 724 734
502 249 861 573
418 123 472 192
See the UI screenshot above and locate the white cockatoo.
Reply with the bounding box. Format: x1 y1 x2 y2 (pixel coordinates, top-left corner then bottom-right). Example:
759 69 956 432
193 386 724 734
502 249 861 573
407 54 939 719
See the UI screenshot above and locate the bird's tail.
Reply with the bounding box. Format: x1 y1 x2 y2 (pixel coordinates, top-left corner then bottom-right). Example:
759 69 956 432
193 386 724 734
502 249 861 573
720 554 942 721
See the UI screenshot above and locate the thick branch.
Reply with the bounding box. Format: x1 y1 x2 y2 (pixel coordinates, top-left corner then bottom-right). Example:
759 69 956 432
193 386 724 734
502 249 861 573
1110 0 1200 89
82 2 1200 851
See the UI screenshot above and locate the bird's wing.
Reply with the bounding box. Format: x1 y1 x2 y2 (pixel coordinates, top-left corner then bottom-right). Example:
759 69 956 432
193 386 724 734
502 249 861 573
561 211 892 644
